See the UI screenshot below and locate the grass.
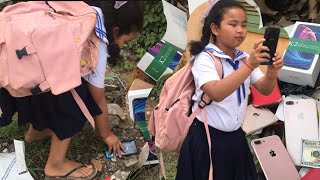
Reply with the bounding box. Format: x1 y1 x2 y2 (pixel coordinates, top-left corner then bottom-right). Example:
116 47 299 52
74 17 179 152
0 113 26 140
163 152 179 180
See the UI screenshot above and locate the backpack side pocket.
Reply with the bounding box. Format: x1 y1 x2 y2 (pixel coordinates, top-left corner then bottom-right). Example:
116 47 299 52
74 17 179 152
5 17 45 93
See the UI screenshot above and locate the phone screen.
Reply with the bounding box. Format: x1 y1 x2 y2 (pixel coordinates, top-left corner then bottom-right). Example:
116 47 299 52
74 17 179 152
105 140 138 158
283 24 320 70
261 27 280 65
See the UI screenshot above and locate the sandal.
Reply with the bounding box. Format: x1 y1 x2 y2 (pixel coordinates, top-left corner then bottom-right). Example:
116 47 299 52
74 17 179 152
44 164 97 180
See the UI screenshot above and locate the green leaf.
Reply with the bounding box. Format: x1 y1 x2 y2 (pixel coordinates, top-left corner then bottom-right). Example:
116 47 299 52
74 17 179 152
143 20 148 28
145 40 150 47
148 16 154 23
162 17 166 23
124 62 128 69
145 4 150 10
152 26 158 33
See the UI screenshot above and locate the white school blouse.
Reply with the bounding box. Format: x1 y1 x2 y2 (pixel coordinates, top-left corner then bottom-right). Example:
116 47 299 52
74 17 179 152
83 41 108 88
83 6 108 88
191 43 264 132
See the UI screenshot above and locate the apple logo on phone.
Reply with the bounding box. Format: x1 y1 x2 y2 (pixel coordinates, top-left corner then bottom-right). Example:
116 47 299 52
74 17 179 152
269 150 276 157
297 113 304 120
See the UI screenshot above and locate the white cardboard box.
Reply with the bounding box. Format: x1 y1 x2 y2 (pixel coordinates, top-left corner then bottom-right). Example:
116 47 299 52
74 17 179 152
136 0 187 81
279 22 320 87
127 88 153 121
126 79 154 121
278 56 320 87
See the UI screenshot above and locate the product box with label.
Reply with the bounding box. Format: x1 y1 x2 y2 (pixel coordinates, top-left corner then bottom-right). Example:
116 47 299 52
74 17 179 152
137 0 187 81
126 79 159 165
279 21 320 87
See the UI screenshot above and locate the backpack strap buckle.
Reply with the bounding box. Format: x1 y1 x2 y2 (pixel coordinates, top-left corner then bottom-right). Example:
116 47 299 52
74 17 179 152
30 82 50 95
16 47 28 59
198 93 212 109
30 84 42 95
16 46 36 59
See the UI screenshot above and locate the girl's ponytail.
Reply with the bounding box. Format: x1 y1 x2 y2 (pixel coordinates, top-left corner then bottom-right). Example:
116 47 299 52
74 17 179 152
107 43 121 68
189 17 212 56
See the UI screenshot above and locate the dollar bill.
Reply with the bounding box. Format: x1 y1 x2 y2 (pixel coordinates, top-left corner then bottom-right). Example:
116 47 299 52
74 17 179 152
301 139 320 167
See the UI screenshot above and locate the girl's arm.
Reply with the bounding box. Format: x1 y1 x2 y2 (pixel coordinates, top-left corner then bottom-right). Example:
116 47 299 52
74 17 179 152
87 83 124 157
202 64 253 102
202 39 270 102
252 52 283 95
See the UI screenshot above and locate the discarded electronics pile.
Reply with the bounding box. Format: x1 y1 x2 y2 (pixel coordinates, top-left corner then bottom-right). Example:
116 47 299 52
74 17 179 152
245 21 320 180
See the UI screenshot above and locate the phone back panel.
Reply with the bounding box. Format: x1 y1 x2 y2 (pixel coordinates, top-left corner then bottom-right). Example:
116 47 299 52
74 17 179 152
264 28 280 57
284 99 319 166
242 105 278 135
261 27 280 65
251 135 300 180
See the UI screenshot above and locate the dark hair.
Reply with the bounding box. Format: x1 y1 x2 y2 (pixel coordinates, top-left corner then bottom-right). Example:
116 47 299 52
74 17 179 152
189 0 245 56
85 1 144 67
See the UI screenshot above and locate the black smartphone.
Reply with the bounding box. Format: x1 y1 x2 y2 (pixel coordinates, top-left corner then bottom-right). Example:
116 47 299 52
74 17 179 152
260 27 280 65
105 140 138 158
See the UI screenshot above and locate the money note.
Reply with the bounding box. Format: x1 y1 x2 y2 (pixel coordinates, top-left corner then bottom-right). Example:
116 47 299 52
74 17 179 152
301 139 320 167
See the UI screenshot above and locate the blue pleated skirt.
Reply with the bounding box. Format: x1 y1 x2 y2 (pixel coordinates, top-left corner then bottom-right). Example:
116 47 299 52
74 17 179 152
176 118 258 180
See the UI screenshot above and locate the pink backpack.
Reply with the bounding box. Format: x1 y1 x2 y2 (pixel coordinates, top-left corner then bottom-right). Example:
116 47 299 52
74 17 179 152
148 51 223 179
0 1 100 128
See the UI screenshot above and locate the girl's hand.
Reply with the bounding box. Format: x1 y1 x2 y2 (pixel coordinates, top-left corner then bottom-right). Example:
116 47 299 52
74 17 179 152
247 39 270 69
266 52 283 79
103 132 124 158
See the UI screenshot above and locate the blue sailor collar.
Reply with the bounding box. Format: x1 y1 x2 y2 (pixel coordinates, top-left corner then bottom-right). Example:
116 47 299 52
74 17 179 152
204 43 248 62
92 6 109 45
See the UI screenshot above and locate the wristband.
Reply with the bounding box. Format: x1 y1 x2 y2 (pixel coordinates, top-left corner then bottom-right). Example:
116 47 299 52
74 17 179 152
243 60 254 71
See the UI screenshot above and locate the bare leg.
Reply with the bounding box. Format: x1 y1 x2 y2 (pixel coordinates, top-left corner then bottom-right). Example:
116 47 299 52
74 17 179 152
24 124 51 143
44 132 93 178
309 0 318 19
253 0 278 16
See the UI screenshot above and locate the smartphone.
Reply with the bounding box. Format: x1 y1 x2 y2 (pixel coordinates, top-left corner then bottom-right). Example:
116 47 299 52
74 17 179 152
283 99 318 166
260 27 280 65
105 140 138 158
241 104 278 135
283 24 320 70
251 135 300 180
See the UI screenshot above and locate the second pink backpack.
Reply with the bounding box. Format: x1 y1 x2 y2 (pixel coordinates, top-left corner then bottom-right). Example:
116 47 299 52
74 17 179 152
148 51 223 180
0 1 100 128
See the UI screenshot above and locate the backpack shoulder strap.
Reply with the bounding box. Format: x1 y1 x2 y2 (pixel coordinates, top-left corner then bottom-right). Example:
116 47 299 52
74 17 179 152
205 51 223 79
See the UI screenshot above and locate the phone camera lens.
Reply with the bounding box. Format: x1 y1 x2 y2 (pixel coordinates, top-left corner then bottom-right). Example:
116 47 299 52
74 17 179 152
254 140 261 145
286 101 294 105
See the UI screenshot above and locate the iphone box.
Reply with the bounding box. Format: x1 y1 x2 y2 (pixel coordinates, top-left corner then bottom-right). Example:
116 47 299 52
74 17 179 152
127 79 154 122
279 21 320 88
278 56 320 87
